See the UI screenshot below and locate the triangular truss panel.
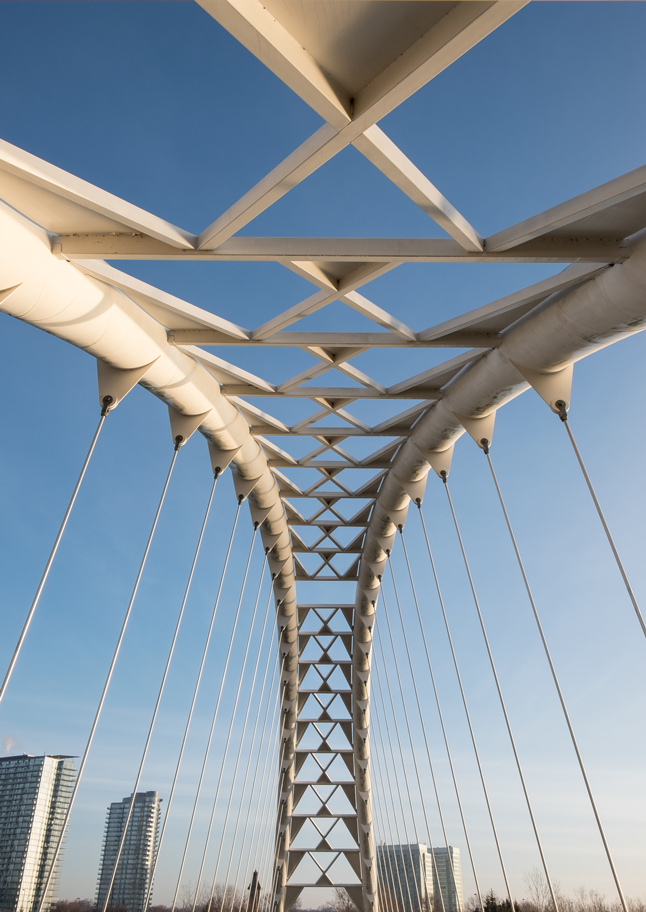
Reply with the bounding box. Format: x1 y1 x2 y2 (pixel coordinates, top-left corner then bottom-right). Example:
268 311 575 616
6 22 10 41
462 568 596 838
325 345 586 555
276 605 365 911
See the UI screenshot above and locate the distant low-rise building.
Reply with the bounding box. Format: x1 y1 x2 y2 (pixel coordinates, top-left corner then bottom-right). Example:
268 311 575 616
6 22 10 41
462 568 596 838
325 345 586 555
0 754 75 912
95 791 161 912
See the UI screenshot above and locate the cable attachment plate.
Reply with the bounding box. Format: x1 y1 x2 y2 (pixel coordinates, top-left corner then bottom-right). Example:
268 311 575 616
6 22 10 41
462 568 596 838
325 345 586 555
247 498 273 528
207 440 242 474
96 357 159 413
268 551 291 579
168 405 212 447
383 500 410 529
413 441 455 479
231 465 262 501
511 361 574 415
452 410 496 450
394 466 430 505
372 528 397 553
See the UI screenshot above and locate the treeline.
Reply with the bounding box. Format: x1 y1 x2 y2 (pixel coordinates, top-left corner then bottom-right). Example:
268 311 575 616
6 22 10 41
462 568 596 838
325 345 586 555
51 874 646 912
51 883 271 912
317 877 646 912
52 903 174 912
464 888 646 912
464 869 646 912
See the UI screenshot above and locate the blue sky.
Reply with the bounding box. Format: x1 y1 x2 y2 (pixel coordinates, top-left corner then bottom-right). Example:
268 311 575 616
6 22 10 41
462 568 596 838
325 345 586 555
1 0 646 906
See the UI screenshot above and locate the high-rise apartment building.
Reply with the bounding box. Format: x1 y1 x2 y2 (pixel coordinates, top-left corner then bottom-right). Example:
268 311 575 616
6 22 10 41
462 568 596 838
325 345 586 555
430 847 463 912
95 791 161 912
376 844 463 912
0 754 75 912
376 843 434 912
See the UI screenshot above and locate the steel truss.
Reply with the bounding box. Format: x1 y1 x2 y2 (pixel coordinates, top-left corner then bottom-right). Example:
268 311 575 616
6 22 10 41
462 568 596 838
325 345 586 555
2 4 646 912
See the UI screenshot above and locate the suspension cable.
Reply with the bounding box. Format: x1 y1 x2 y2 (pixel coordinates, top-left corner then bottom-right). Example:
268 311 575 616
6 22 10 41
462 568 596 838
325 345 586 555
100 467 221 912
251 647 286 894
249 646 285 897
232 686 286 912
171 520 260 912
221 577 279 912
240 642 283 892
374 699 411 912
262 699 286 910
373 618 427 912
40 440 180 912
143 495 242 912
368 744 397 912
1 408 108 707
370 680 404 912
395 530 473 908
381 568 447 912
417 490 514 909
192 547 269 912
373 784 398 912
374 692 413 912
234 625 283 906
374 656 421 912
258 655 287 909
260 693 288 911
484 443 629 912
556 403 646 641
442 472 557 912
370 712 406 912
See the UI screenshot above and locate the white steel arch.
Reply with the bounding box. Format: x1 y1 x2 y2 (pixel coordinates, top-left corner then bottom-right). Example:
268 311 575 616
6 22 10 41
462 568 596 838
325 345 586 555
1 4 646 912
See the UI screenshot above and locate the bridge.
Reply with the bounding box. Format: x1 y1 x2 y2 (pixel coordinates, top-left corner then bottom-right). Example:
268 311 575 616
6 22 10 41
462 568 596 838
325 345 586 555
0 4 645 912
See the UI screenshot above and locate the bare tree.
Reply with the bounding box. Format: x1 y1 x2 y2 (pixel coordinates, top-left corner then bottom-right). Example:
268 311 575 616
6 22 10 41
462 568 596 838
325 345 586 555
320 888 360 912
518 872 646 912
523 867 561 912
51 900 94 912
177 883 246 912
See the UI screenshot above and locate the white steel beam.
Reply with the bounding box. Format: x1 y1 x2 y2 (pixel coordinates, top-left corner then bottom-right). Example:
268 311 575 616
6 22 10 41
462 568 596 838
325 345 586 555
195 1 525 250
0 203 300 779
59 233 625 262
195 0 353 130
418 263 607 341
358 229 646 641
386 349 487 395
353 126 483 251
222 386 443 400
77 260 250 340
486 162 646 251
183 346 276 392
350 2 527 129
251 289 337 340
169 329 499 348
340 290 417 341
0 138 195 249
196 125 347 250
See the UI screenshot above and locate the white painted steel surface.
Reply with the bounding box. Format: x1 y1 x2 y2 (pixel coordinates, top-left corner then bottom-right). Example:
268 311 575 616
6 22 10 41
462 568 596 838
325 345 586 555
2 4 646 912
